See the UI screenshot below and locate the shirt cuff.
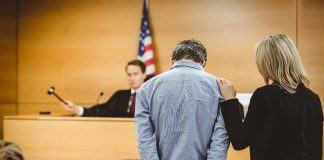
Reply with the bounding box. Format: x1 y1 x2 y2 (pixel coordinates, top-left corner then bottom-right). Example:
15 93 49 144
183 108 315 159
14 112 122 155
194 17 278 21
75 106 84 116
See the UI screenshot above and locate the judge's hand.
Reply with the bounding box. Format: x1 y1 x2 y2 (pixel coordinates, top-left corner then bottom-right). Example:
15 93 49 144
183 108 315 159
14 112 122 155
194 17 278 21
61 100 77 113
216 78 236 101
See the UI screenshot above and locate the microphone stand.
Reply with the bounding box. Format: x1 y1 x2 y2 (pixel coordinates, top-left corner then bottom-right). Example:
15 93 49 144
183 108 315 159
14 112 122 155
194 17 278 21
96 92 104 117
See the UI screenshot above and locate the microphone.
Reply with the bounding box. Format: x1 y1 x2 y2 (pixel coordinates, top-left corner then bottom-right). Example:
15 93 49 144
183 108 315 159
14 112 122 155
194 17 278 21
47 86 68 105
96 92 104 117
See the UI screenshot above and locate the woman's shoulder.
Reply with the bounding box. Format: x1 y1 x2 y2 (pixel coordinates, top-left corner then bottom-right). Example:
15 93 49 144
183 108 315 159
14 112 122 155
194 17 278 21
253 84 279 95
298 84 319 97
254 83 320 100
250 84 286 102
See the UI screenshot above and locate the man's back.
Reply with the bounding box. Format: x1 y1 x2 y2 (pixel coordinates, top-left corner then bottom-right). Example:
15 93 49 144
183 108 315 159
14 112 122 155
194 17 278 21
135 60 229 160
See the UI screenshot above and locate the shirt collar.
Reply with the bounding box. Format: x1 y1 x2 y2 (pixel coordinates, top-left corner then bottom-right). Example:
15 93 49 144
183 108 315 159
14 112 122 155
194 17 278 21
171 60 204 71
131 88 136 94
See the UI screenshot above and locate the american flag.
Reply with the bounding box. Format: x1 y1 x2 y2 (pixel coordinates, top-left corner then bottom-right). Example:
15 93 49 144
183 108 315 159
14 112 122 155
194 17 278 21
138 0 155 75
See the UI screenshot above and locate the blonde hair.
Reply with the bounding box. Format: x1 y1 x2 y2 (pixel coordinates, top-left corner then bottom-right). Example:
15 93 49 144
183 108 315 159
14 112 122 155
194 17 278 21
255 34 309 94
0 140 24 160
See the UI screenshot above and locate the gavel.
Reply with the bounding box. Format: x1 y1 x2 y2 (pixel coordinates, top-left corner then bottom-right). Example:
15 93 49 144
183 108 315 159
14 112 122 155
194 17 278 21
47 86 68 105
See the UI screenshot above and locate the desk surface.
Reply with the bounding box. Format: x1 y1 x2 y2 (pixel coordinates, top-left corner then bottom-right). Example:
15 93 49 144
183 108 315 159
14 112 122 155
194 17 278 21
4 115 134 122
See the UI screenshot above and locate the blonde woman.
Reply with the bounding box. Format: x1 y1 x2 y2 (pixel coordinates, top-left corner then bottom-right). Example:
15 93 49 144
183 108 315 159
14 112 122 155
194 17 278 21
217 34 323 160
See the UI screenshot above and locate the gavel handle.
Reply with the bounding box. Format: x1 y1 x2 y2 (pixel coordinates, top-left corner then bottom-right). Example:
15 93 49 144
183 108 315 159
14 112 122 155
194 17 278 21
53 92 68 105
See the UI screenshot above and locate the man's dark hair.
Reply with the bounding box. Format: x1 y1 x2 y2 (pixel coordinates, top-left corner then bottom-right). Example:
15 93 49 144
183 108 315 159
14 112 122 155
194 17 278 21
0 140 24 160
126 60 146 73
171 39 207 64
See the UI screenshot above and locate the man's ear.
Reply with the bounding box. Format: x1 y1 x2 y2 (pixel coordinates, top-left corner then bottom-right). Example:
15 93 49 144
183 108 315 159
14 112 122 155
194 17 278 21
171 58 175 65
202 61 206 67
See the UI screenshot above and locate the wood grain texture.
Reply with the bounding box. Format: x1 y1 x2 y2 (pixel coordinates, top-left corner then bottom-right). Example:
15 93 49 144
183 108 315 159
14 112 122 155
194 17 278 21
18 0 298 106
0 0 322 158
150 0 297 93
298 0 324 101
18 0 142 104
0 0 17 102
4 116 139 160
18 104 73 115
4 115 250 160
0 0 17 140
18 103 99 115
0 104 16 139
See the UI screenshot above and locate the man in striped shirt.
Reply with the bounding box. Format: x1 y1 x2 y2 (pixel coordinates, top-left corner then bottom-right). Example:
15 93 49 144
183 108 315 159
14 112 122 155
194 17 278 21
135 39 229 160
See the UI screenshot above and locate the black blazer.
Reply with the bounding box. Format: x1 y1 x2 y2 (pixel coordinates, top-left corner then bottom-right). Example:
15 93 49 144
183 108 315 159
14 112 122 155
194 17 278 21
83 89 132 117
221 83 323 160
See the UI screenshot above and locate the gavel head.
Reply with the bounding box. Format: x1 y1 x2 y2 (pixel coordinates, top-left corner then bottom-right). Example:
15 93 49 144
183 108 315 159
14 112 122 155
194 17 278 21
47 86 55 95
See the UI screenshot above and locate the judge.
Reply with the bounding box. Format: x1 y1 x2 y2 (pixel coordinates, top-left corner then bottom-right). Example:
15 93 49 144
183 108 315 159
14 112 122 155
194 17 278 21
61 60 147 117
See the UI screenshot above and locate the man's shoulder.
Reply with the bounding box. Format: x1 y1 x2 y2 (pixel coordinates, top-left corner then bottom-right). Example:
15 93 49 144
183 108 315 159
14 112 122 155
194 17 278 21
140 75 160 89
143 70 218 85
203 71 217 80
142 71 171 85
138 72 171 94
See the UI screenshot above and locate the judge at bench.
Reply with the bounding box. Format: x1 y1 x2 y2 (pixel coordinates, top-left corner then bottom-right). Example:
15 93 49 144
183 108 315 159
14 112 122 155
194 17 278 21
61 60 147 117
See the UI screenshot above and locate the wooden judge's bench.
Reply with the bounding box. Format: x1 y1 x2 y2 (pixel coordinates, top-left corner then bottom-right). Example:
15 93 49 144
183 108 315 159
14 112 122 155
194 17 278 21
3 115 251 160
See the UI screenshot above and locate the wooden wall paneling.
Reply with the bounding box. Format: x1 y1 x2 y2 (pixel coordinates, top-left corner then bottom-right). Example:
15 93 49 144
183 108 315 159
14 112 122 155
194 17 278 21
0 0 17 139
10 0 324 158
298 0 324 101
0 104 17 139
18 0 142 106
18 0 298 110
0 0 17 102
150 0 297 93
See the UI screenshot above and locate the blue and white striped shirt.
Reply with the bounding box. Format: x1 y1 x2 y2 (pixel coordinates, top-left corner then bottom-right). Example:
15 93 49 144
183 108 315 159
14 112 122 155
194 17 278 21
135 60 229 160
